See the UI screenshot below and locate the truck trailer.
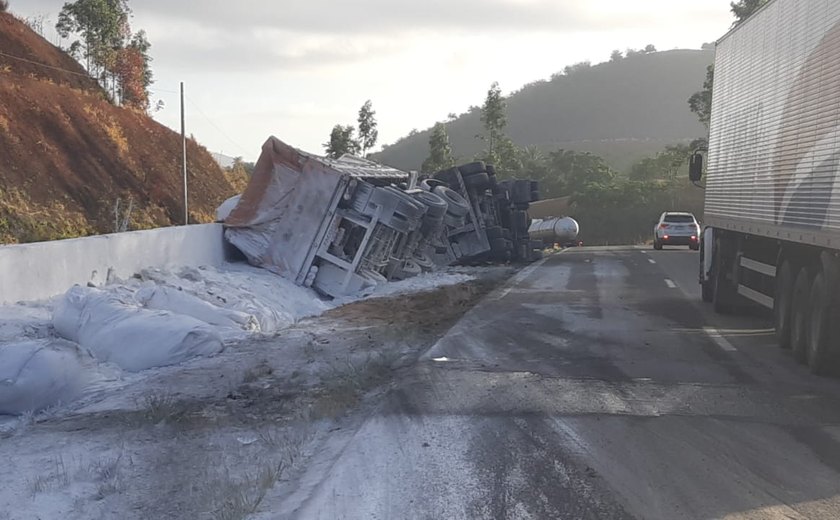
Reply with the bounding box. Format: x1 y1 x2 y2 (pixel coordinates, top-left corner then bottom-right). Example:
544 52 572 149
691 0 840 375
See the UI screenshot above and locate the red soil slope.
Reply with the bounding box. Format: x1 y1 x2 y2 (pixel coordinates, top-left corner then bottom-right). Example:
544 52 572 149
0 12 240 242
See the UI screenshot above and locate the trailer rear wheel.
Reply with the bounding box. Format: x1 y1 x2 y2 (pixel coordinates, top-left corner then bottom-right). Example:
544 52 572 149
712 242 738 314
791 267 812 364
774 259 794 349
806 272 838 375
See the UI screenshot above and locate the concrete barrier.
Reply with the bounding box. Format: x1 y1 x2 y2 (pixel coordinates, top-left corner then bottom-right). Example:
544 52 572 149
0 224 229 304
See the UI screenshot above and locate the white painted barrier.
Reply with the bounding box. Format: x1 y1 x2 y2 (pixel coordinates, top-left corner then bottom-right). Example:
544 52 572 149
0 224 229 304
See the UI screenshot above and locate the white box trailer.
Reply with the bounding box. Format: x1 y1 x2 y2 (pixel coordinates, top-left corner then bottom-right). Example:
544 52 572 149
692 0 840 375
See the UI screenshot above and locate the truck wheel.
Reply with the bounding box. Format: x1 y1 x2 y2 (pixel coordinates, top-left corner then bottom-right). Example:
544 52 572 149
432 186 470 217
411 190 447 219
791 267 812 364
433 167 462 188
806 271 839 375
774 259 794 349
458 162 487 177
511 180 531 204
701 277 713 302
712 256 735 315
443 213 466 229
464 172 491 191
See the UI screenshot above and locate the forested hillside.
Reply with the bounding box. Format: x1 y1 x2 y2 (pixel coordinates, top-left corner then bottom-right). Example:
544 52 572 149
377 49 713 173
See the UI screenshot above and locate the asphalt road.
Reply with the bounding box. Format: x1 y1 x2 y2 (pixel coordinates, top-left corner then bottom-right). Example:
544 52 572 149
280 246 840 520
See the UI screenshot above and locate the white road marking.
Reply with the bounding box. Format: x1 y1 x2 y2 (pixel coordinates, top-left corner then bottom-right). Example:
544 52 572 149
703 327 738 352
648 258 656 264
492 255 552 300
664 279 677 288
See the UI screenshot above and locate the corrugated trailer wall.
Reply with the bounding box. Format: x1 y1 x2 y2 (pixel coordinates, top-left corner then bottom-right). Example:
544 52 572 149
706 0 840 247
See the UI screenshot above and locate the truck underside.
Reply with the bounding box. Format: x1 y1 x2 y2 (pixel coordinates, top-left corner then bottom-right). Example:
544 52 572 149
700 226 840 376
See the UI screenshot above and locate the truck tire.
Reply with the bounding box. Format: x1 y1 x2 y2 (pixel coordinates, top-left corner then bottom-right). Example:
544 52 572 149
394 260 422 280
791 267 813 364
383 187 427 220
511 180 531 204
512 210 529 232
701 276 713 302
806 271 839 375
420 178 446 192
774 259 794 349
413 251 435 272
458 162 487 177
433 186 470 217
485 164 497 176
712 243 737 314
464 172 491 191
443 213 466 229
411 190 447 219
433 167 462 188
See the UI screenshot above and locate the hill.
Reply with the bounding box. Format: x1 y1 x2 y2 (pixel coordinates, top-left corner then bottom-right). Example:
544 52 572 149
0 12 241 243
375 49 713 173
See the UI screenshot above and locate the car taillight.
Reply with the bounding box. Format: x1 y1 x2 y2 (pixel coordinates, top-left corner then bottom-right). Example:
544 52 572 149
691 235 698 240
659 224 669 229
663 235 670 240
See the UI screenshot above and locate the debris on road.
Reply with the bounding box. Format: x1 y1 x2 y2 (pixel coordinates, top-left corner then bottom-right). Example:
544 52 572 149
221 136 543 297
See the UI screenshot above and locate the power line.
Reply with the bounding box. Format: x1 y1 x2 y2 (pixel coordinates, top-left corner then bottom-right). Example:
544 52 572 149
0 50 94 79
1 49 251 157
185 95 251 157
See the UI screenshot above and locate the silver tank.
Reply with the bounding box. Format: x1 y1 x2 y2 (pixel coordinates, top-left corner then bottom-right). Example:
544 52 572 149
529 217 580 244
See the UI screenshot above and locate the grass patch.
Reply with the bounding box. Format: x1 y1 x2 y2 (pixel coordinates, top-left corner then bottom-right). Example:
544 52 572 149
138 391 192 425
27 455 70 496
210 460 289 520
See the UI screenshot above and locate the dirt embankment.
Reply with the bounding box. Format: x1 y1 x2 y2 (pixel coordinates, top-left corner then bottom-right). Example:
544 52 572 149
0 13 243 243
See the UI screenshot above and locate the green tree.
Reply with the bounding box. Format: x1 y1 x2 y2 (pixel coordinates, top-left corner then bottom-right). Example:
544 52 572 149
478 81 507 160
730 0 769 25
644 44 657 53
688 65 714 129
610 49 623 62
476 81 522 173
548 149 614 196
56 0 153 110
422 122 455 174
357 100 378 157
324 125 361 159
629 144 691 181
56 0 131 76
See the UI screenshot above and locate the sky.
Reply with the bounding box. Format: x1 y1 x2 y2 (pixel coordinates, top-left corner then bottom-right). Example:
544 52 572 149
11 1 734 161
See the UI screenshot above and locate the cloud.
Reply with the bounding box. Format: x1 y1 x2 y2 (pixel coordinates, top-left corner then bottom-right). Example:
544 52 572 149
133 0 586 34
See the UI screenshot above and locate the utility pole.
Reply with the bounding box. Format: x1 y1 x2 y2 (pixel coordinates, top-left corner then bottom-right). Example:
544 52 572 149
181 82 188 225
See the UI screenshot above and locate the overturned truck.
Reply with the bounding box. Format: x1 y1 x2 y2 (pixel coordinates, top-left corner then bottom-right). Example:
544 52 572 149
222 137 542 298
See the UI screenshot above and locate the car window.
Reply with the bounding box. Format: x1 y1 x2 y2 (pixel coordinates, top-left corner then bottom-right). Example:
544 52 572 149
663 215 695 223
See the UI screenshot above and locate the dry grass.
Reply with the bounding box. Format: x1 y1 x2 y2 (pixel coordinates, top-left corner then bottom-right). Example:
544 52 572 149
27 455 70 496
104 119 129 156
138 391 192 425
0 188 93 243
210 462 285 520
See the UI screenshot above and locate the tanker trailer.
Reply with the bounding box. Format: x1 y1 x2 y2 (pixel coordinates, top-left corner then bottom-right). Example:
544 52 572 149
528 217 580 248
